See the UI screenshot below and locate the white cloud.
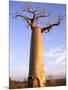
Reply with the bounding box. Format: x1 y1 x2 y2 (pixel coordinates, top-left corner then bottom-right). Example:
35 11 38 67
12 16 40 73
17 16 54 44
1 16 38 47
44 46 66 65
56 52 65 64
44 46 66 78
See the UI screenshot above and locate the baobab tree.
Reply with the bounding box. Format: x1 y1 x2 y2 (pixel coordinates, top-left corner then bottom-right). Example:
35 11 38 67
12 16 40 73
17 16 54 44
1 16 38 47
13 3 63 88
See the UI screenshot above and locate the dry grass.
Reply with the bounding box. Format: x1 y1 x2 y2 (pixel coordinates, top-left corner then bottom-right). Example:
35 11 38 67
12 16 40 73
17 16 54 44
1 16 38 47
9 78 66 89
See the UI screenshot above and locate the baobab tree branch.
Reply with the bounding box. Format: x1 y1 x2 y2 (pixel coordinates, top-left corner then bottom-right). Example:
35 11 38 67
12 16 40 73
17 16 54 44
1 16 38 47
41 18 62 33
14 14 31 26
13 4 64 29
22 9 37 19
21 8 51 21
35 12 51 20
12 4 52 27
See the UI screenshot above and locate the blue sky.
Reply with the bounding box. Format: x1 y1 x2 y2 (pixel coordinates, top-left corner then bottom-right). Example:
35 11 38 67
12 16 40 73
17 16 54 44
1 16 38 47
9 1 66 81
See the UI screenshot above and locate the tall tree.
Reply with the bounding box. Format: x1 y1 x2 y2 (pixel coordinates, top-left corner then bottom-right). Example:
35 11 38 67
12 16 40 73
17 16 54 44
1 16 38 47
13 3 63 87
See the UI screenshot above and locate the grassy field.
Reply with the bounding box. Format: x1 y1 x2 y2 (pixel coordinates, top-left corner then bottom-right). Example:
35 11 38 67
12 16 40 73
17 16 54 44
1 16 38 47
9 78 66 89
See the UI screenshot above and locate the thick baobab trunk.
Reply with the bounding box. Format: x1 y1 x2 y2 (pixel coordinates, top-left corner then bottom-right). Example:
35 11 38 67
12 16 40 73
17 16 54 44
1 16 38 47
28 26 46 87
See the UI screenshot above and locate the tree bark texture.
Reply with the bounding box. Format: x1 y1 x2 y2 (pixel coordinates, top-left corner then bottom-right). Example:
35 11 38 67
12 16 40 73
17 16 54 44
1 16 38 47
28 26 46 87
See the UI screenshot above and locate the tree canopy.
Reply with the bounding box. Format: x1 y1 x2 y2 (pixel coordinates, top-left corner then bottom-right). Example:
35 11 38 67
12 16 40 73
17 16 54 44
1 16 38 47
13 3 64 33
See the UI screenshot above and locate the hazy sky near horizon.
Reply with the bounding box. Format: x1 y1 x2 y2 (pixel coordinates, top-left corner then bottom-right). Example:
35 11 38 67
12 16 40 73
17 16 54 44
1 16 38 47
9 1 66 81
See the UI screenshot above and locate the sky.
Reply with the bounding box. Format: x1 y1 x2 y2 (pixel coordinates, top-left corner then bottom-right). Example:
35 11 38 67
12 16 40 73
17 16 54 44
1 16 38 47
9 1 66 81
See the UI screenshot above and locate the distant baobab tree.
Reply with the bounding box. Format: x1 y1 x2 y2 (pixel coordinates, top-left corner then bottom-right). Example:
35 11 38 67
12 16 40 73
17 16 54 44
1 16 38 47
13 3 63 88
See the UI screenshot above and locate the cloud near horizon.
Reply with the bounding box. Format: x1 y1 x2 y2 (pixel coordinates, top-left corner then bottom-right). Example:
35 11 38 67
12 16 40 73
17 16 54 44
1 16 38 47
44 46 66 78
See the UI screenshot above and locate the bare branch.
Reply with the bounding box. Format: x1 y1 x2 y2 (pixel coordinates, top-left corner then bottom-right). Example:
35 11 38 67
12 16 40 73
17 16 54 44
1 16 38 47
22 9 37 19
12 3 53 27
13 3 64 29
41 17 62 33
35 14 50 19
21 5 51 20
35 12 51 19
14 14 31 26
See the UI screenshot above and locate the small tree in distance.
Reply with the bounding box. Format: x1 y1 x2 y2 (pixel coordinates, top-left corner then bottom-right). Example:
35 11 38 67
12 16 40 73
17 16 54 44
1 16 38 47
13 3 63 88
